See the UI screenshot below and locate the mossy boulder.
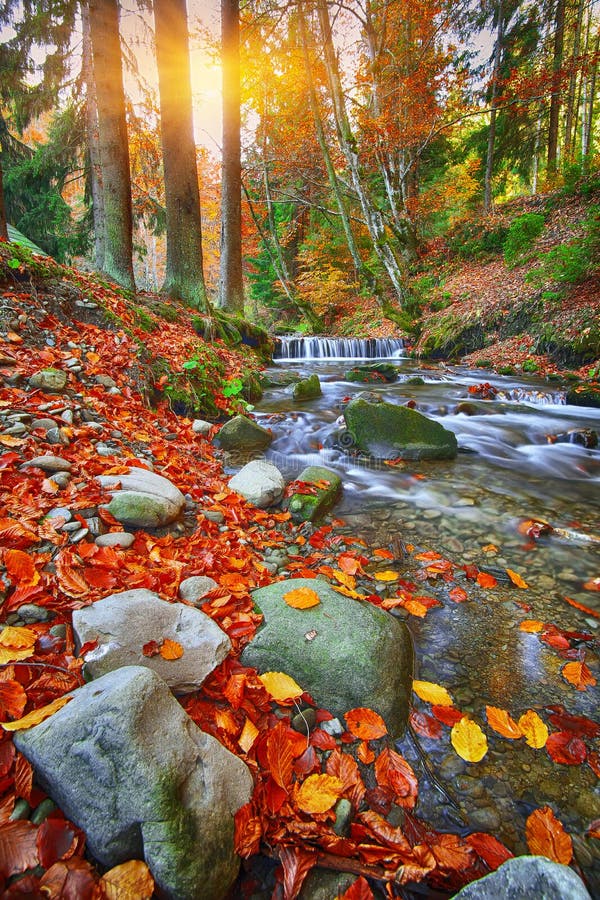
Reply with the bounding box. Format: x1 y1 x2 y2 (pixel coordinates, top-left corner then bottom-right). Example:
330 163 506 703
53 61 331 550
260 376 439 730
241 372 263 404
293 374 322 401
259 371 301 388
344 398 458 460
345 363 400 384
216 415 272 451
287 466 342 523
241 578 413 737
29 368 68 393
566 384 600 408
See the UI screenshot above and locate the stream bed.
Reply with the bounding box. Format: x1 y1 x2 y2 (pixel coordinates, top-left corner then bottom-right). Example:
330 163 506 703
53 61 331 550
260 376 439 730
255 351 600 891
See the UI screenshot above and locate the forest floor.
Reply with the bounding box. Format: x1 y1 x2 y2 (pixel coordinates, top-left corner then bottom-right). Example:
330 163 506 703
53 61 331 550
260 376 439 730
0 230 597 898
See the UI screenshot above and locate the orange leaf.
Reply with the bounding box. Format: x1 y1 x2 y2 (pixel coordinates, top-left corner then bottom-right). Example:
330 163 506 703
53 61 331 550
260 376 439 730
526 806 572 864
561 661 597 691
518 710 548 749
374 747 418 808
374 570 398 582
357 740 375 764
159 639 184 660
0 820 39 877
234 803 262 858
332 570 356 590
0 680 27 721
506 568 528 589
403 599 428 617
476 572 497 588
0 518 38 549
100 859 154 900
345 708 387 741
448 586 468 603
519 619 544 633
3 549 40 587
0 626 37 650
485 705 522 739
340 876 374 900
283 587 321 609
238 717 259 753
2 696 72 732
373 548 394 559
267 720 294 790
295 773 343 814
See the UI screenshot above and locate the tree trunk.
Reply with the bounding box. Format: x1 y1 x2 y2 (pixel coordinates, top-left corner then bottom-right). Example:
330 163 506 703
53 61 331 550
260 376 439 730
154 0 208 310
87 0 135 289
563 0 585 161
81 2 105 271
0 162 8 240
219 0 244 313
547 0 566 177
582 18 599 172
484 0 504 213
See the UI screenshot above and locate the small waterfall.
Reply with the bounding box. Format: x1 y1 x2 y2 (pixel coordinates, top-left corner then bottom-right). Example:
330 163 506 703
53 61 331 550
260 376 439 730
274 335 405 360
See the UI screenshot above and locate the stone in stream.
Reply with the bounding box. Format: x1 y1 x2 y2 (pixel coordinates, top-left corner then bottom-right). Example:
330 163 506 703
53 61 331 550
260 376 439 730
345 362 400 383
72 589 231 693
287 465 342 523
14 666 253 900
216 414 273 452
292 374 322 401
241 578 413 736
452 855 591 899
228 459 285 508
344 397 458 460
96 465 185 528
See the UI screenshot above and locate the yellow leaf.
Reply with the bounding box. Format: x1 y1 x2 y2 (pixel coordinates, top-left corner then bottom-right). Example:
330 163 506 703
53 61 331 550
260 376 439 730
412 679 454 707
485 705 523 739
374 570 399 582
561 661 597 691
0 434 25 447
283 587 321 609
259 671 304 702
404 600 428 617
506 568 528 589
100 859 154 900
0 627 37 649
238 717 259 753
519 620 544 633
332 570 356 590
518 710 548 749
332 585 366 600
159 639 184 660
0 646 35 665
451 717 488 762
295 773 343 814
2 695 72 731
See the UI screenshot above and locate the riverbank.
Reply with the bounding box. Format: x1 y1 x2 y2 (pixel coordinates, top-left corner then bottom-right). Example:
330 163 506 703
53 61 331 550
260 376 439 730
0 245 597 897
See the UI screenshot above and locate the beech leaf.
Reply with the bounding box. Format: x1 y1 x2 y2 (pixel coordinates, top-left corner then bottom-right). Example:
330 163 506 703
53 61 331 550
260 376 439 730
259 671 304 702
526 806 572 864
345 707 387 741
518 710 549 749
2 695 72 731
295 773 343 814
450 717 488 762
485 705 523 740
412 679 454 707
283 587 321 609
100 859 155 900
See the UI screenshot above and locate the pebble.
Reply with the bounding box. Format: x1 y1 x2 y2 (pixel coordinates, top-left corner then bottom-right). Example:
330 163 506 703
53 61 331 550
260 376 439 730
31 418 58 430
320 718 344 737
3 422 27 435
84 517 102 536
202 510 225 524
21 455 72 473
60 410 74 425
51 471 71 488
70 528 89 543
95 532 135 549
291 708 316 735
60 522 82 533
47 507 72 522
17 604 53 623
179 576 217 604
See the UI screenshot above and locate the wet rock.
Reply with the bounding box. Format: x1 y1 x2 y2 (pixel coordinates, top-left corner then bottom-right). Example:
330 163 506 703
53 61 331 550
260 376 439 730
293 374 322 402
566 384 600 409
216 415 273 452
452 855 591 899
17 604 53 624
345 363 400 383
228 460 285 508
287 466 342 523
97 466 185 528
95 532 135 549
550 428 598 448
344 398 458 460
21 455 72 473
299 869 356 899
14 666 253 900
179 576 218 604
29 368 68 393
192 418 212 436
242 578 413 737
73 589 231 694
31 417 58 431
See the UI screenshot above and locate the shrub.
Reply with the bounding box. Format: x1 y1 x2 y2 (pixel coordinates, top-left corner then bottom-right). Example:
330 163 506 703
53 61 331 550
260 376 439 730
526 205 600 286
503 213 546 268
522 359 539 373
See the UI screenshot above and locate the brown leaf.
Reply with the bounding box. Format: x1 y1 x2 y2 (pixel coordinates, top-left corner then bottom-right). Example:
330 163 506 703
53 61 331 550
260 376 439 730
39 858 98 900
267 720 294 790
100 859 155 899
279 845 317 900
526 806 572 864
374 747 418 808
0 820 39 877
345 707 387 741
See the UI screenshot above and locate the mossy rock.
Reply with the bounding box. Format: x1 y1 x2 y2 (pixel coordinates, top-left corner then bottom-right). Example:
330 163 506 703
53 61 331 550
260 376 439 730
216 415 273 451
259 371 301 388
345 363 400 383
566 384 600 408
405 376 425 385
287 466 342 523
29 368 68 392
241 578 413 737
241 372 263 404
344 398 458 460
293 374 322 401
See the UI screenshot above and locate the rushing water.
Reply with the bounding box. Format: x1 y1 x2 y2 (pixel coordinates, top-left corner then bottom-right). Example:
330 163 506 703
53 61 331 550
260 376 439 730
254 355 600 885
274 335 406 360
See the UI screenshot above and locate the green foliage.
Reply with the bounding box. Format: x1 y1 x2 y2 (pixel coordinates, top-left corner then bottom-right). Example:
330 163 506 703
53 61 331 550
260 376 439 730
448 220 509 259
526 206 600 287
522 358 539 373
503 213 545 268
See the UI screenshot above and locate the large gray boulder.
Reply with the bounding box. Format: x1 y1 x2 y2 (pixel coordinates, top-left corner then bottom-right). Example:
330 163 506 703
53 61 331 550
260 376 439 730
96 466 185 528
241 578 413 736
344 398 458 460
72 589 230 693
452 856 591 899
216 415 273 452
287 466 342 523
14 666 253 900
228 459 285 508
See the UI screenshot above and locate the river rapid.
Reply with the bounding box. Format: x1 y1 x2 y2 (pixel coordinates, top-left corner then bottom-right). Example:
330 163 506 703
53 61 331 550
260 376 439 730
254 342 600 890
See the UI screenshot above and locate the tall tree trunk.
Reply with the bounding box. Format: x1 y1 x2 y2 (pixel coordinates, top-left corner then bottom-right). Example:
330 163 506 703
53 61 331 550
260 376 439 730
547 0 566 176
484 0 504 213
154 0 208 310
582 19 599 172
219 0 244 313
315 0 409 319
88 0 135 289
563 0 585 161
81 2 105 271
0 162 8 240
